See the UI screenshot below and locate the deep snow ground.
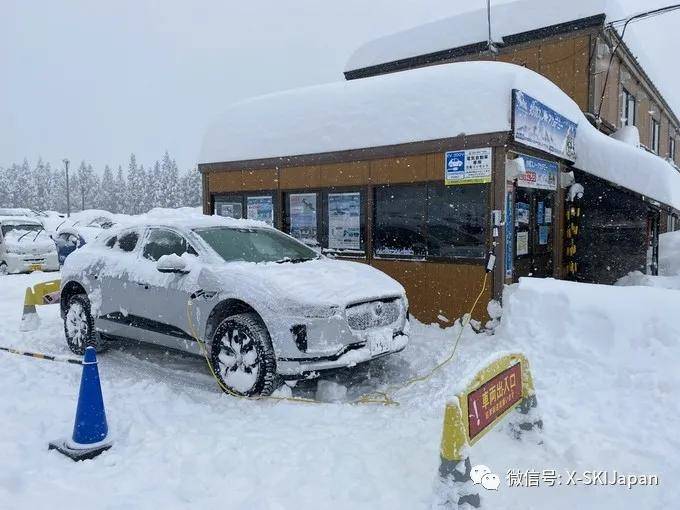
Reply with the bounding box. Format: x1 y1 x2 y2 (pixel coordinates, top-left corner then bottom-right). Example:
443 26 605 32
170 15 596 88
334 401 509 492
1 269 679 509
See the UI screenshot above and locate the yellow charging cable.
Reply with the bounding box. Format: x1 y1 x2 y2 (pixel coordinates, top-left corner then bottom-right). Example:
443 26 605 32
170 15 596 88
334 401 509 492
187 271 488 406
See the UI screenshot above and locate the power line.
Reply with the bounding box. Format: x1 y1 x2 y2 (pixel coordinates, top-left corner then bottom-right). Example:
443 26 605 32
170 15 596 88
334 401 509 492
596 3 680 121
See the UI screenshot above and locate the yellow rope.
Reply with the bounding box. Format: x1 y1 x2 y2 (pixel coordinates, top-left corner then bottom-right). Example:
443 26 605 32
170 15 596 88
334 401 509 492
187 271 488 406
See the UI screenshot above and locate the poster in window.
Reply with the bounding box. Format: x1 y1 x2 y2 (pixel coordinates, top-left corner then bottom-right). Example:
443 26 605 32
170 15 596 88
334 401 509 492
246 196 274 226
537 201 545 224
328 192 361 251
218 202 242 219
516 202 530 224
289 193 318 245
444 148 492 185
538 225 549 245
504 182 514 278
545 207 552 224
516 154 558 190
516 231 529 256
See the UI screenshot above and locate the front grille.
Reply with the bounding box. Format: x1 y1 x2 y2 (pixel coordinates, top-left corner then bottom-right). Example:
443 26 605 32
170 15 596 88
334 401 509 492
346 298 401 331
23 257 46 263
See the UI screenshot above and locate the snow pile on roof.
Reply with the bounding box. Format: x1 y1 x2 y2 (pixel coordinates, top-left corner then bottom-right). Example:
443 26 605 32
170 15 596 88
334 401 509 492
345 0 622 72
200 61 680 209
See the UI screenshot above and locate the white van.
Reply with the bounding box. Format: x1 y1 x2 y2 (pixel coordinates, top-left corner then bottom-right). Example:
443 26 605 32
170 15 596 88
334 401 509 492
0 216 59 275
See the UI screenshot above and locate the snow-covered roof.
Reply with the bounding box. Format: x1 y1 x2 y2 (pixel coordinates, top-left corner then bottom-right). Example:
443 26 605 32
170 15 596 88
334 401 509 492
345 0 622 73
200 61 680 209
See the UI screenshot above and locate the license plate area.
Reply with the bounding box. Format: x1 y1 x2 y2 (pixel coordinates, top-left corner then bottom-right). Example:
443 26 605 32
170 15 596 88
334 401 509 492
29 263 43 272
367 329 393 356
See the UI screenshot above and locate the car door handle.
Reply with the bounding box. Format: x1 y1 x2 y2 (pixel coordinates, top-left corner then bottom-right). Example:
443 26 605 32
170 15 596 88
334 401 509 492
136 282 149 290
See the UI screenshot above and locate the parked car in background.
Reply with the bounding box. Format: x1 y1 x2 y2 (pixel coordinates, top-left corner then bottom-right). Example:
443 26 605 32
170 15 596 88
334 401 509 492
54 215 116 265
0 216 59 274
60 216 409 396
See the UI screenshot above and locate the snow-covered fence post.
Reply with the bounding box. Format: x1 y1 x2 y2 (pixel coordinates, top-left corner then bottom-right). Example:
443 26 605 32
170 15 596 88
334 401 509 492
432 353 540 508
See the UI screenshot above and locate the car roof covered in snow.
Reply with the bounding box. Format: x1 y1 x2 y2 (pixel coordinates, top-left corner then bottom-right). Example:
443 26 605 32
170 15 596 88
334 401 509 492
0 215 43 225
200 60 680 210
105 212 271 233
344 0 623 73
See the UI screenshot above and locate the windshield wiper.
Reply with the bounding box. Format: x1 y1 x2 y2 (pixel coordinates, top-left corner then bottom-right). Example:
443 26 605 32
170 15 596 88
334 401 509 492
275 257 316 264
17 230 35 242
33 228 45 242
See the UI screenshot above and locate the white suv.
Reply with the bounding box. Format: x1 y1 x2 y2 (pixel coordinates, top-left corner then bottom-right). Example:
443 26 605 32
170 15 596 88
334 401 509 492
60 216 409 395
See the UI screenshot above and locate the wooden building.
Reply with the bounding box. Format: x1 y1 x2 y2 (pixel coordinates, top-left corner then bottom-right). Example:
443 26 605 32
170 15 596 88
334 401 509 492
198 60 680 324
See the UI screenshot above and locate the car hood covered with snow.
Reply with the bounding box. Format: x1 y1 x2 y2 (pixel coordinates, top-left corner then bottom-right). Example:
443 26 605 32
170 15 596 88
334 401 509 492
205 257 406 309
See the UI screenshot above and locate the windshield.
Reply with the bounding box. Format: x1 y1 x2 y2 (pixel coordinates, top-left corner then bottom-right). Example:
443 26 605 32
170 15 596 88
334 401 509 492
194 227 318 263
1 224 43 236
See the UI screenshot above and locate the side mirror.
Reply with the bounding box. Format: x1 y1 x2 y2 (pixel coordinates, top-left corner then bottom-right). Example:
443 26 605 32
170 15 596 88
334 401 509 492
156 254 189 274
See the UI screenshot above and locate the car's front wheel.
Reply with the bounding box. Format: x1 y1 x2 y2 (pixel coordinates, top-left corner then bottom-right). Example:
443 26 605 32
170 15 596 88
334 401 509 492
63 294 106 355
210 313 277 396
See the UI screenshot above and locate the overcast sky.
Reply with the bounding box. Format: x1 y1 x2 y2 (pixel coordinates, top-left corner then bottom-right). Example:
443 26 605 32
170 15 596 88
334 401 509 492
2 0 679 173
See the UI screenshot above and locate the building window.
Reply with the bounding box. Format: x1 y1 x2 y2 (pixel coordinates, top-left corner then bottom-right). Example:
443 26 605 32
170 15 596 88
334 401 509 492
622 88 636 127
651 118 660 154
326 191 365 253
284 192 320 247
213 193 275 226
670 136 676 161
374 184 427 258
427 183 487 259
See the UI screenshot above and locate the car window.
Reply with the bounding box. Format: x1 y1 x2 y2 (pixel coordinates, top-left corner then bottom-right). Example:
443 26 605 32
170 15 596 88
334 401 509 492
143 229 197 262
194 226 318 263
105 235 117 248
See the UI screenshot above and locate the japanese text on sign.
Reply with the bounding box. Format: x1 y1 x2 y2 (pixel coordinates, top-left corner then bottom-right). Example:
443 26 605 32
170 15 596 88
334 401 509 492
467 363 522 440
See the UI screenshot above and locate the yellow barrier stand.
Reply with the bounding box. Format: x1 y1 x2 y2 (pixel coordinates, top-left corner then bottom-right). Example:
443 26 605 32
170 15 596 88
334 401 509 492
434 353 542 508
19 279 61 332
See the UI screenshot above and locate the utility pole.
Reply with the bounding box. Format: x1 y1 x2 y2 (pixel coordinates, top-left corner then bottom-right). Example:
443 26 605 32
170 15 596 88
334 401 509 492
63 158 71 217
486 0 497 54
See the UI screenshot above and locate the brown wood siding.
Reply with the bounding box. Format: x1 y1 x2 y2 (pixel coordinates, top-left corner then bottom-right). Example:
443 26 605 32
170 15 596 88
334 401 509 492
204 142 509 325
372 259 491 324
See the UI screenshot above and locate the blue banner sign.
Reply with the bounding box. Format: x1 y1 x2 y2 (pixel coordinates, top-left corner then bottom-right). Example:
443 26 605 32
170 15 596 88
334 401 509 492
512 89 577 162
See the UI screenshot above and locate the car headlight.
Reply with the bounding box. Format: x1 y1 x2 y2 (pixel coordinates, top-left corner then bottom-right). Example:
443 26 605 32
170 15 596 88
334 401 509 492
288 304 340 319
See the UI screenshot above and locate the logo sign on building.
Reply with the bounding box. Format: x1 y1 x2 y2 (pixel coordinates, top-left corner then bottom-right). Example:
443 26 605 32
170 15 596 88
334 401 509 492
512 89 577 162
517 154 558 191
445 148 492 185
467 362 523 440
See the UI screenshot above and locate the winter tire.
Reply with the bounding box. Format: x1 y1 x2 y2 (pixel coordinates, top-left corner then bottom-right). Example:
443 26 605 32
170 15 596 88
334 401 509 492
63 294 107 355
0 263 8 275
210 312 277 397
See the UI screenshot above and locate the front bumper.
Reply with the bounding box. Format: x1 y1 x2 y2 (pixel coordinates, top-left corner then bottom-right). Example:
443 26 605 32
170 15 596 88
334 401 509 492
276 330 409 377
4 252 60 273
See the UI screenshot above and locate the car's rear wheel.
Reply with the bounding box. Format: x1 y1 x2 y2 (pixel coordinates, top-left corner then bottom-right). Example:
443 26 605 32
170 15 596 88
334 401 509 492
210 313 277 396
63 294 107 355
0 262 8 275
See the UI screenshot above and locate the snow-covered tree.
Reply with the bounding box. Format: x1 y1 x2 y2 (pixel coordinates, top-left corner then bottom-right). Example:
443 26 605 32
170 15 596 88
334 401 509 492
112 165 127 213
126 154 146 214
32 159 53 211
179 167 202 207
99 165 116 212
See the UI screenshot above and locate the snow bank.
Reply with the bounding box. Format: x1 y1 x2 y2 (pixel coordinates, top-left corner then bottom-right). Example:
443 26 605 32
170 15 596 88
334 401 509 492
483 277 680 508
200 61 680 209
2 272 680 507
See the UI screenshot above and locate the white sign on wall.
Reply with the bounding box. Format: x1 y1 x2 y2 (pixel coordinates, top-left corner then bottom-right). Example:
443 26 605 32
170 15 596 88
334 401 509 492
444 148 492 185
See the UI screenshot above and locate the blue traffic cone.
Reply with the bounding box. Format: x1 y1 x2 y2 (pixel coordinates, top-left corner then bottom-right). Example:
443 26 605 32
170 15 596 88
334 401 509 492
49 347 112 461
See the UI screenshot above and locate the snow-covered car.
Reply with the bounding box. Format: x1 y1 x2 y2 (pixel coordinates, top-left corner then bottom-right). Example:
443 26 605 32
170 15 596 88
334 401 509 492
0 216 60 274
54 216 116 265
59 216 410 395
